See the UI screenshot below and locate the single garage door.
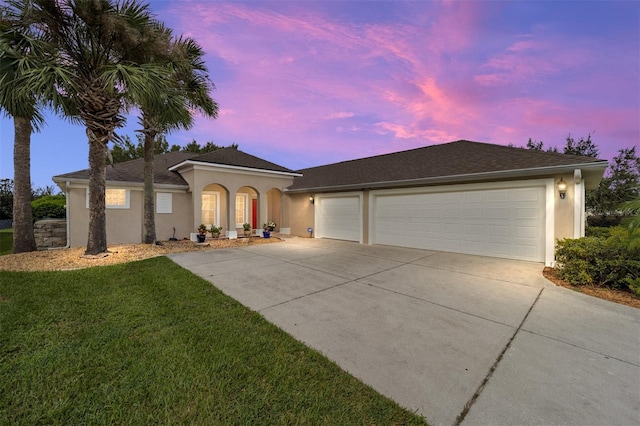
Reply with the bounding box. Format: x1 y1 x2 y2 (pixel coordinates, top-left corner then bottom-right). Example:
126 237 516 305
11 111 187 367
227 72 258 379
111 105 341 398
372 186 545 262
315 194 361 242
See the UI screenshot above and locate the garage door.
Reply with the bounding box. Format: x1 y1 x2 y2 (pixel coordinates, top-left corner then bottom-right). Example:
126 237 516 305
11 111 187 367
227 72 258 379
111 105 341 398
315 194 361 242
372 186 545 262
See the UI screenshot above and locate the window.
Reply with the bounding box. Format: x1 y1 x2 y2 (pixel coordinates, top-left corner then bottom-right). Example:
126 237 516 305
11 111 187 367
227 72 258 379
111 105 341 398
235 194 248 228
156 193 172 214
202 191 220 226
86 188 130 209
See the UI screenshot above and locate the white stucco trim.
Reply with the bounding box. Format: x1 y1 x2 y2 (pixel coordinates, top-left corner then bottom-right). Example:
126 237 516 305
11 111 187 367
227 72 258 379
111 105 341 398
574 169 585 238
544 178 556 267
169 160 302 178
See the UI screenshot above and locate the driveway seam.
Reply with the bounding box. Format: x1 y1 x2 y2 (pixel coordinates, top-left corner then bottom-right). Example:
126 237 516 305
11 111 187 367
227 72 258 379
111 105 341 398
518 329 640 367
359 281 520 329
258 280 354 312
453 287 545 426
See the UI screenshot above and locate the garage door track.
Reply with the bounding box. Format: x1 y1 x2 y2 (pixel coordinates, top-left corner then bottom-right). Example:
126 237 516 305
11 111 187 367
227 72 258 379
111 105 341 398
168 238 640 426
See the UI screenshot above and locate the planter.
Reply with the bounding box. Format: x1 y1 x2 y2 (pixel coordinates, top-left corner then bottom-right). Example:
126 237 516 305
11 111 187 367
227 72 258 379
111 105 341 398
244 230 252 237
196 234 206 243
211 232 220 239
263 230 271 238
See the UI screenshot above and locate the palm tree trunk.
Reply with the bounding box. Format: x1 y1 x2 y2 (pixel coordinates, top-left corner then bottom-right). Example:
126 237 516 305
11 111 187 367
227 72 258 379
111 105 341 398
12 116 36 253
143 127 156 244
85 133 108 255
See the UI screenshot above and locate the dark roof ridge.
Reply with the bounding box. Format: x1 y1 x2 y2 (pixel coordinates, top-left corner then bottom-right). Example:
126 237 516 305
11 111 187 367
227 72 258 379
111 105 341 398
295 139 604 173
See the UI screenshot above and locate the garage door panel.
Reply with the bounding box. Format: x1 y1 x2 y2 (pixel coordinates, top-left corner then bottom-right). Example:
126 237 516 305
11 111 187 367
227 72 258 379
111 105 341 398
316 195 361 242
372 187 545 262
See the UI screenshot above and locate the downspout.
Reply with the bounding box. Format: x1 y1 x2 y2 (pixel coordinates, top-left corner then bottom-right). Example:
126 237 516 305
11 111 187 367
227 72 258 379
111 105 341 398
47 180 71 250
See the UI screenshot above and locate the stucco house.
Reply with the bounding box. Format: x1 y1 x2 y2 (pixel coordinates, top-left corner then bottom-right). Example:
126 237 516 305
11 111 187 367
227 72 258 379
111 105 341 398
53 140 608 266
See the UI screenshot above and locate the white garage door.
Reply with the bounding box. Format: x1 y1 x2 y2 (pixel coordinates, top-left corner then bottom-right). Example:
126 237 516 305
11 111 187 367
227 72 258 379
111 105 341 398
372 186 545 262
315 194 361 242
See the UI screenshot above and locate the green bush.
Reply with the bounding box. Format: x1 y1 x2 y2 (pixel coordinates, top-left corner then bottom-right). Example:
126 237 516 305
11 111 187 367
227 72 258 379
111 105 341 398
585 226 614 238
586 215 626 228
555 227 640 296
31 195 66 220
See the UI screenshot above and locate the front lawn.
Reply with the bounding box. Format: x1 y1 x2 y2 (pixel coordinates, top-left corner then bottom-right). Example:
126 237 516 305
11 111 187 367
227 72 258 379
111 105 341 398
0 257 425 425
0 229 12 255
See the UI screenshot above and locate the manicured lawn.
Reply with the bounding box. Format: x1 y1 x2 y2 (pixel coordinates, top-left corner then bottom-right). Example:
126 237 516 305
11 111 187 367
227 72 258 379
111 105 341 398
0 229 12 255
0 257 426 425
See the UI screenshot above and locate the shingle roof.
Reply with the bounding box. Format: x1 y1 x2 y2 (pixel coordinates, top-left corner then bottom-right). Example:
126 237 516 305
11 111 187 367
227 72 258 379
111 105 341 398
54 151 197 186
286 140 608 192
186 148 296 173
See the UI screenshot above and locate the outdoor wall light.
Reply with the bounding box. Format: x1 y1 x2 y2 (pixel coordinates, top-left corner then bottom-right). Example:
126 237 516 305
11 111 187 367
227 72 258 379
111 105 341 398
309 195 315 204
557 178 567 200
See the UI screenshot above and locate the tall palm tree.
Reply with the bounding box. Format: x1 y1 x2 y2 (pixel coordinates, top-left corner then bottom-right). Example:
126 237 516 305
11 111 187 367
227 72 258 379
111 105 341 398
13 0 179 255
0 3 56 253
137 32 218 243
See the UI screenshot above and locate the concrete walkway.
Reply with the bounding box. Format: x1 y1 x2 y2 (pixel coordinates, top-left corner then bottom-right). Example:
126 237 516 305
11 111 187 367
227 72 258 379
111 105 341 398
168 238 640 426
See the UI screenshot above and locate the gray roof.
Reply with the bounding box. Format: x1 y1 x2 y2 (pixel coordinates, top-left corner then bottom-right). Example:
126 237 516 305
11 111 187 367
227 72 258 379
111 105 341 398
53 148 296 186
286 140 609 192
54 151 197 186
184 148 296 173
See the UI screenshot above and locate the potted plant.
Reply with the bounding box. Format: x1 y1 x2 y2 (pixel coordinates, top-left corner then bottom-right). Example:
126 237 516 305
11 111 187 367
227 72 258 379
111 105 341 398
242 223 252 237
262 220 276 238
209 224 223 238
197 224 207 243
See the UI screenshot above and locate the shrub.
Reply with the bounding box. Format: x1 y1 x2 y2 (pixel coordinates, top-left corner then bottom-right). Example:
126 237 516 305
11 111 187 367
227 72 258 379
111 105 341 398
585 226 613 238
586 215 626 228
31 195 66 220
555 227 640 296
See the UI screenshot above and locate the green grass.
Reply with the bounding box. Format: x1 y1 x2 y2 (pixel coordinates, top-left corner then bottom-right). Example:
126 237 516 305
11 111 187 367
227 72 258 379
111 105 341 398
0 229 12 255
0 257 426 425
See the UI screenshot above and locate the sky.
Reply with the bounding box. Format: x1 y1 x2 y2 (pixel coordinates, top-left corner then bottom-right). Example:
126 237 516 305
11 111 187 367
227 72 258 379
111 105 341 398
1 0 639 189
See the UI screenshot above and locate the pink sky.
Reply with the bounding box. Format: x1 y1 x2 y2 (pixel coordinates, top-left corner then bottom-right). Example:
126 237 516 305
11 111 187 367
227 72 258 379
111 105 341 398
1 1 638 188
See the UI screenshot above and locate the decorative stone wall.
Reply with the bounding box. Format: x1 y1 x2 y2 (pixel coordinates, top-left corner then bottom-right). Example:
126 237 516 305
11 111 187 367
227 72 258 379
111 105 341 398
34 219 67 250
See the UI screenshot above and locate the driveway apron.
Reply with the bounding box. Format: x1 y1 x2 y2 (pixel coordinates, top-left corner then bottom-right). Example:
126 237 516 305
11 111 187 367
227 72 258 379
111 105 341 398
168 238 640 426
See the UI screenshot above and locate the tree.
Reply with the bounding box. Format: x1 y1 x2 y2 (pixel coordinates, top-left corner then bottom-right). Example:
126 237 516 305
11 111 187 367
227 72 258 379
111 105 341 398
13 0 182 255
525 138 558 152
110 134 179 164
183 139 236 154
0 2 60 252
564 133 599 157
135 31 219 244
0 179 13 220
587 147 640 217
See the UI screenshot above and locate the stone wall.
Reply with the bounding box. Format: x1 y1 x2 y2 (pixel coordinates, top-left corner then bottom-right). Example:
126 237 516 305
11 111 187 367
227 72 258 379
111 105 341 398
34 219 67 249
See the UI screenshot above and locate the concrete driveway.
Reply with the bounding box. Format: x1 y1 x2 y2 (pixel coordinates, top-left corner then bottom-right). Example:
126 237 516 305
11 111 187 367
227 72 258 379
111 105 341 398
168 238 640 426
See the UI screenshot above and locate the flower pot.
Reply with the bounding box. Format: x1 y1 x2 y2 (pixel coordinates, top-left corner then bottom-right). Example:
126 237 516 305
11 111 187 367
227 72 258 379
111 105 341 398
211 233 220 239
263 230 271 238
196 234 206 243
244 230 252 237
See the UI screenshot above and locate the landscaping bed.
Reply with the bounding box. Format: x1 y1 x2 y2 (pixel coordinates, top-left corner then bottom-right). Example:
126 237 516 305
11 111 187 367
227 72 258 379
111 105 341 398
0 237 280 272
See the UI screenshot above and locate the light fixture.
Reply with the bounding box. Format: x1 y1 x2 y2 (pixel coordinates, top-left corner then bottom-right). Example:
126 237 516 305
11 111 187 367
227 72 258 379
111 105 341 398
309 195 314 204
557 178 567 200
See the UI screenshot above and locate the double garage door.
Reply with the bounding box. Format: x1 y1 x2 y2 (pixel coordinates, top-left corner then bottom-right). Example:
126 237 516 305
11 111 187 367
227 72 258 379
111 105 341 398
315 185 546 262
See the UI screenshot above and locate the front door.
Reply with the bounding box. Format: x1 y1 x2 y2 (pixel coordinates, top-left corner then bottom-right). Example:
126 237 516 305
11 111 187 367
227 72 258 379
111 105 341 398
251 199 258 229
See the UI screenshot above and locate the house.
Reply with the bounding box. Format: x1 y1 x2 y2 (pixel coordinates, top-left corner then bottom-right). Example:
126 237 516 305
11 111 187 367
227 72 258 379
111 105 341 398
53 140 609 266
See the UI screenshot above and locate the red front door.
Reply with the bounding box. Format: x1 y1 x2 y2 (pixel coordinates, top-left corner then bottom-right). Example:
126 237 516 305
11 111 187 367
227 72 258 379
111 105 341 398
251 199 258 229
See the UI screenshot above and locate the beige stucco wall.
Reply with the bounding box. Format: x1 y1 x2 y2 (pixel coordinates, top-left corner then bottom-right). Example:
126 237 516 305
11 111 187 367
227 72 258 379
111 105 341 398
287 193 315 237
176 165 296 234
65 185 192 247
554 174 576 241
154 191 193 241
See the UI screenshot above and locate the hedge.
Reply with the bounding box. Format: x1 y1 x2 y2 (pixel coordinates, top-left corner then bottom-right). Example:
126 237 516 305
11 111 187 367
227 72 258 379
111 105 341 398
31 195 66 220
555 227 640 296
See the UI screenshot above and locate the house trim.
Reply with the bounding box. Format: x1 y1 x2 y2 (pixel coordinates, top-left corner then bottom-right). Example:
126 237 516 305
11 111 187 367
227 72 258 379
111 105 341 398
169 160 303 178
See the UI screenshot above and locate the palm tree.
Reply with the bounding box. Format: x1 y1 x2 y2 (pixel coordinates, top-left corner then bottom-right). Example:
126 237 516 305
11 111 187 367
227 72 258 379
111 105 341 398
13 0 179 255
0 3 55 253
137 31 219 243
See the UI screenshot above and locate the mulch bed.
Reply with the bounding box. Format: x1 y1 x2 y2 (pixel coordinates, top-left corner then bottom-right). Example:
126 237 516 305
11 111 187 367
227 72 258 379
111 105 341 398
543 267 639 309
0 237 281 272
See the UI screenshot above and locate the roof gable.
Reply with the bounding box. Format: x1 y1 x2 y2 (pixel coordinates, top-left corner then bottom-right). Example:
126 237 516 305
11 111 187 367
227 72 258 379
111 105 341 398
185 148 295 173
287 140 608 191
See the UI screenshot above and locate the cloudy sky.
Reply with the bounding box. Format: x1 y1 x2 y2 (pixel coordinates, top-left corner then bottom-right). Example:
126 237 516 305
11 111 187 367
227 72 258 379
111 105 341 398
1 0 638 188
